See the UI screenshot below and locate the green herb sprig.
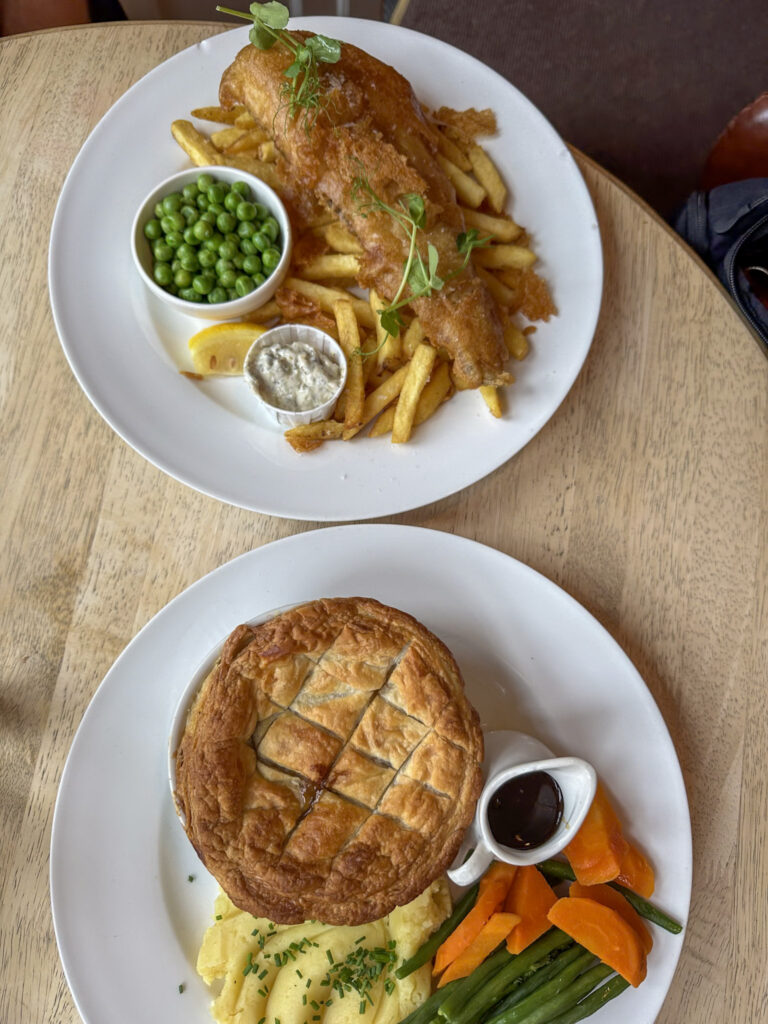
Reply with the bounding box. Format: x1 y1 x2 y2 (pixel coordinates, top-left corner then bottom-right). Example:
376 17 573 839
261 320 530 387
351 169 493 338
216 2 340 130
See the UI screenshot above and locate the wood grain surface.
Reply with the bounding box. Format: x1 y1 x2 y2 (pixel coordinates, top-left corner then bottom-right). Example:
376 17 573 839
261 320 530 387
1 21 767 1024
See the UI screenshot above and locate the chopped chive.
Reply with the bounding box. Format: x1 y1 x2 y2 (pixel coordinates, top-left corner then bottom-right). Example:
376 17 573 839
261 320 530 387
359 1002 366 1014
187 875 195 882
302 995 307 1006
178 983 185 994
310 1000 319 1010
326 950 334 965
259 969 268 980
215 914 222 921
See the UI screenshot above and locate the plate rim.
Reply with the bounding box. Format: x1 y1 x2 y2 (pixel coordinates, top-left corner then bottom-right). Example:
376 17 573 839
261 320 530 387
50 524 690 1024
48 19 603 522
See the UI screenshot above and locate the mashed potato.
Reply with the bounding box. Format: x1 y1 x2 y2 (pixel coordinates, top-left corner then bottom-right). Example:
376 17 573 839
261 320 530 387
197 880 452 1024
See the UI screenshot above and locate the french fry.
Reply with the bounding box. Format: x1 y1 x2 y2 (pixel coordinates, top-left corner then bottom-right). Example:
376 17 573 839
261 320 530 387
474 265 518 307
402 318 425 359
233 110 258 129
259 140 278 162
370 361 453 438
392 343 437 443
333 300 365 430
461 207 522 243
284 277 375 329
343 364 410 439
480 385 503 417
503 320 529 360
190 104 247 124
227 127 270 153
171 120 222 166
211 126 249 150
284 419 344 453
301 254 361 281
220 153 280 189
473 244 537 270
468 145 507 213
435 129 472 171
369 289 402 371
436 154 486 208
321 223 363 254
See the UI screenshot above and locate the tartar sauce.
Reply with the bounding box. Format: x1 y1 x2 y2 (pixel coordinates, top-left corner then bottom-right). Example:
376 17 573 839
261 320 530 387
248 339 342 412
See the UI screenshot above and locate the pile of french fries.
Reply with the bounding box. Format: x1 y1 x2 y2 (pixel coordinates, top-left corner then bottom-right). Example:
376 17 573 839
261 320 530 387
170 103 555 452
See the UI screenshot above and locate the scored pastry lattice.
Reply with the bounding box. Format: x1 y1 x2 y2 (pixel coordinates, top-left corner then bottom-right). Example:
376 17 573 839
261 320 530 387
175 598 483 925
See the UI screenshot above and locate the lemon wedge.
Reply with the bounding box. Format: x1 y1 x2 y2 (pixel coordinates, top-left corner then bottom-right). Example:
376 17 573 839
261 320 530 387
187 322 268 376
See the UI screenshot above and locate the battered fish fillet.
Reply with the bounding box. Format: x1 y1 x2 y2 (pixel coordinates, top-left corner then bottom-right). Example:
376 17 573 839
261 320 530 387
219 34 511 390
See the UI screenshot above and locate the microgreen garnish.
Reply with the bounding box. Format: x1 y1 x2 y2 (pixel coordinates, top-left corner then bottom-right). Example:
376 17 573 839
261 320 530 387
216 3 340 131
351 167 493 341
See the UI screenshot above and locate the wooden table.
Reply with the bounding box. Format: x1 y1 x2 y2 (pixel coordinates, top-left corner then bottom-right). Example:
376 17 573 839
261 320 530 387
1 20 766 1024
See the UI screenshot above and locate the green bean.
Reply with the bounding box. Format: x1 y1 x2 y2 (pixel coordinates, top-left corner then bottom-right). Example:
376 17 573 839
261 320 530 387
395 885 479 979
396 978 463 1024
484 950 596 1024
434 944 512 1021
510 964 614 1024
482 945 586 1024
545 974 630 1024
535 860 684 934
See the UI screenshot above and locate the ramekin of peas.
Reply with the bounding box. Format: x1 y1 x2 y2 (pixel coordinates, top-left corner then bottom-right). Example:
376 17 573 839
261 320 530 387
131 166 292 320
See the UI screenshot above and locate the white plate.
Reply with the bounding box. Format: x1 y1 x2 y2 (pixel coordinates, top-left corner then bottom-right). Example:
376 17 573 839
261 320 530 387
48 19 602 521
51 526 689 1024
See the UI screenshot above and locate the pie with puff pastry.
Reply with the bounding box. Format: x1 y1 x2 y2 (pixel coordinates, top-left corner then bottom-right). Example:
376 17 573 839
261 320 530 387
174 597 483 925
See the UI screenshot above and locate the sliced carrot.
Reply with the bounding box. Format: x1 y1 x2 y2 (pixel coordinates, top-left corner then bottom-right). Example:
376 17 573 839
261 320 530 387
437 912 521 986
504 866 558 954
433 862 517 974
547 896 647 987
569 882 653 954
564 783 629 885
616 841 655 898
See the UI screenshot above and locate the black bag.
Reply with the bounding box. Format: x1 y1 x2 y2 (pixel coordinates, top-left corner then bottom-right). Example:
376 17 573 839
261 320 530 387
674 178 768 355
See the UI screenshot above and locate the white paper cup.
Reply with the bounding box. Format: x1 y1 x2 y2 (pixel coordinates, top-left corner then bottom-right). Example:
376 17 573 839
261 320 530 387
243 323 347 428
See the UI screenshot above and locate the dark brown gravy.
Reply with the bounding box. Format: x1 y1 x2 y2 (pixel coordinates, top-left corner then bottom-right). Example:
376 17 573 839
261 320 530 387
488 771 563 850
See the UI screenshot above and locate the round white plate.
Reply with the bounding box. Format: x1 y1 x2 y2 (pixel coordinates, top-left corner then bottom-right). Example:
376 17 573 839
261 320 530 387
49 19 602 521
51 526 689 1024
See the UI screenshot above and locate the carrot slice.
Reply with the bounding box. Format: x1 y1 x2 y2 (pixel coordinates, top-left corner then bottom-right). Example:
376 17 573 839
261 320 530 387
433 862 517 974
616 842 655 898
504 866 558 954
437 912 521 986
547 896 647 987
564 783 629 885
569 882 653 954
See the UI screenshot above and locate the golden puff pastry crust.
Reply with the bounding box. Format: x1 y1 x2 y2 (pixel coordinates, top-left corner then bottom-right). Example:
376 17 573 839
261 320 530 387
174 597 483 925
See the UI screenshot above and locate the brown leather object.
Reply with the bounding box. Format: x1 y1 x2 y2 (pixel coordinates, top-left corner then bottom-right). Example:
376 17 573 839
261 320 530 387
174 597 483 925
703 92 768 189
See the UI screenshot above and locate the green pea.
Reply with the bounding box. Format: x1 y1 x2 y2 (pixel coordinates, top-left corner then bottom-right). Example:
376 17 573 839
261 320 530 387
203 233 225 252
193 220 214 241
215 258 235 277
152 239 173 262
143 218 162 240
160 215 176 235
165 231 183 250
262 247 281 271
199 210 217 226
236 201 256 222
170 211 187 232
224 232 241 246
182 182 199 201
240 237 256 255
219 268 237 289
237 220 254 238
224 191 241 213
174 268 193 288
193 274 214 295
154 201 164 219
227 287 238 301
162 193 183 214
252 272 266 286
235 275 254 297
209 184 228 205
208 203 225 219
176 243 195 261
199 249 217 269
251 231 269 252
197 173 214 191
262 217 279 242
216 212 237 234
180 253 200 273
196 193 209 210
208 286 228 304
180 205 199 225
253 202 269 221
171 258 181 273
232 180 250 197
183 226 198 246
218 240 238 261
153 262 173 286
233 253 246 269
179 286 202 302
242 254 262 275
